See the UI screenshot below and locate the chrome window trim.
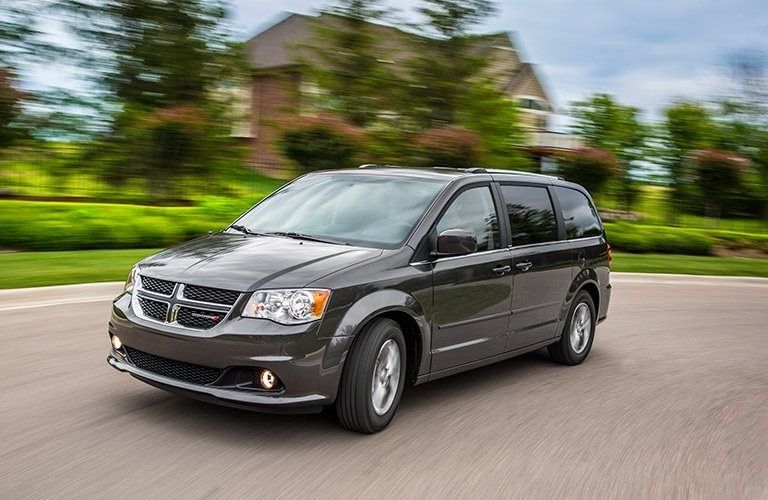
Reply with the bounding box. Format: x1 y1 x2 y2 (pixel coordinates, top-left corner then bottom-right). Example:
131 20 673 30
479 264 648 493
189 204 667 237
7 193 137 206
410 248 510 267
507 239 569 251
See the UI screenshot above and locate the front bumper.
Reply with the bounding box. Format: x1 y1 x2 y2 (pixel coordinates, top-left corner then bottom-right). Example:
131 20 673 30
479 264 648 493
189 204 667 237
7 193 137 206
108 292 352 413
107 354 327 414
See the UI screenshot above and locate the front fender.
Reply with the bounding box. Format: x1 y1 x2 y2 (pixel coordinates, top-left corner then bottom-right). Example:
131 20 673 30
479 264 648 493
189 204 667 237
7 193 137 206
324 289 431 380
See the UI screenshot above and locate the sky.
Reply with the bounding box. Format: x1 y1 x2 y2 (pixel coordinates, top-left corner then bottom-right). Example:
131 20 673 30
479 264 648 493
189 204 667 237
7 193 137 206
231 0 768 125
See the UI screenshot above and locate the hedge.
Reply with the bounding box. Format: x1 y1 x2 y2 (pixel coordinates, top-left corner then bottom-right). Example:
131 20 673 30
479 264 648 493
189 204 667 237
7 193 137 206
601 222 768 256
2 200 767 255
0 198 256 251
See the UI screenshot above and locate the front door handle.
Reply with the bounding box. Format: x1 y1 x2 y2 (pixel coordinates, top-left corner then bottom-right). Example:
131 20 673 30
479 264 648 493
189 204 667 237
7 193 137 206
516 261 533 272
492 265 512 276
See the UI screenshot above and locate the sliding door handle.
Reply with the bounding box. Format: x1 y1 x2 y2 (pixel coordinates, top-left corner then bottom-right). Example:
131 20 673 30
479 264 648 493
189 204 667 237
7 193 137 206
492 265 512 276
516 261 533 272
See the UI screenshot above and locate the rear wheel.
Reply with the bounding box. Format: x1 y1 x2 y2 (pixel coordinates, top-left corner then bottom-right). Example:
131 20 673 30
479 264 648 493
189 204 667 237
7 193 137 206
336 318 406 433
548 290 596 365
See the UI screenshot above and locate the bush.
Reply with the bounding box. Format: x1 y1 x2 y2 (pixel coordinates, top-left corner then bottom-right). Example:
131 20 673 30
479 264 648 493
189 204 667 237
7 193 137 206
278 115 367 174
413 125 482 169
555 147 619 196
605 222 714 255
0 200 256 251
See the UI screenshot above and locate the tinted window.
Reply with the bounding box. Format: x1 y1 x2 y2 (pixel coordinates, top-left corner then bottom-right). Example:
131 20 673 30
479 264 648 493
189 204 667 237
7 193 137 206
555 187 602 239
500 185 558 246
235 174 447 248
436 187 500 252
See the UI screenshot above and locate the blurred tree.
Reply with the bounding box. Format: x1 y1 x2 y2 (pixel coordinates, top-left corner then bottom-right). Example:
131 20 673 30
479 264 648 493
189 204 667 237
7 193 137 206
61 0 247 197
661 100 714 221
278 115 367 174
717 50 768 221
555 147 619 196
302 1 398 128
569 94 646 206
0 0 50 146
413 125 482 168
0 1 47 68
404 0 497 127
694 150 746 218
0 69 24 147
460 80 530 169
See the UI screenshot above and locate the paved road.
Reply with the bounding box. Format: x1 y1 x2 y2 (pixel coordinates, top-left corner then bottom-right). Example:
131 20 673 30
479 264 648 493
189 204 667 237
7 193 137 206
1 275 767 499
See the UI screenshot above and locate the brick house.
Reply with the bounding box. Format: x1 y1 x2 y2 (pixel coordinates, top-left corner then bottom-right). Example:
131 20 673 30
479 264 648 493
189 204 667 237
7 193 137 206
239 12 572 175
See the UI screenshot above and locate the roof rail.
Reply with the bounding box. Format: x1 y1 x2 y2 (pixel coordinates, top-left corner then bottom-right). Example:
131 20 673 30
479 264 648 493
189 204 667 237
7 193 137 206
358 164 413 169
464 167 487 174
484 168 563 180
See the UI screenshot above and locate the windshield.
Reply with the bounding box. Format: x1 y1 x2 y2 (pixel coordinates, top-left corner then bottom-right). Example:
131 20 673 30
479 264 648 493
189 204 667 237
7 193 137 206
232 173 448 248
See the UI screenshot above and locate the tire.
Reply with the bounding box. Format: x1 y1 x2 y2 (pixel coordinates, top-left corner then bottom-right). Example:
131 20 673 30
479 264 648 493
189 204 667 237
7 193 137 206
336 318 406 433
548 290 596 365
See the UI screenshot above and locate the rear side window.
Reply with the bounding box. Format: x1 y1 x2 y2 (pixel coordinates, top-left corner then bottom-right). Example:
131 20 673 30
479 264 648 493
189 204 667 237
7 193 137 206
500 185 558 246
436 186 500 252
555 187 603 239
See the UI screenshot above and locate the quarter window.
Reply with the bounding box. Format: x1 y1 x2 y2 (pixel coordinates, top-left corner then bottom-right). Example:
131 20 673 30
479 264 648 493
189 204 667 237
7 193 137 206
500 185 558 246
436 187 500 252
554 187 603 239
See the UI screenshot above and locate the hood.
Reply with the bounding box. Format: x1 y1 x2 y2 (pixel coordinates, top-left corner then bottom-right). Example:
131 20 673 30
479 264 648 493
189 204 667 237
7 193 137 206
138 233 383 291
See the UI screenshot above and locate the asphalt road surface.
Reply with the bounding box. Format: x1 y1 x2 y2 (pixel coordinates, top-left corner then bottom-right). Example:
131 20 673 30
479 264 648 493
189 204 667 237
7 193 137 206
1 275 767 499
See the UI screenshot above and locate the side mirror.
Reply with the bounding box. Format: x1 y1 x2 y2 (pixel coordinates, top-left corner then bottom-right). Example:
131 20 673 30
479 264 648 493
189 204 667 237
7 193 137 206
433 228 477 257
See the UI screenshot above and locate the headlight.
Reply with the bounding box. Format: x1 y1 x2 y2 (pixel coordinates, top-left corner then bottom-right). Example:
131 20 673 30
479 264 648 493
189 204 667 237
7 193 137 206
242 289 331 325
124 265 139 293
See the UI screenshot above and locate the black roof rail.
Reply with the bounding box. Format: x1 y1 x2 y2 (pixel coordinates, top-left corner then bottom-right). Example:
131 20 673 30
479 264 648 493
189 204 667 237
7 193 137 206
464 167 487 174
484 168 564 180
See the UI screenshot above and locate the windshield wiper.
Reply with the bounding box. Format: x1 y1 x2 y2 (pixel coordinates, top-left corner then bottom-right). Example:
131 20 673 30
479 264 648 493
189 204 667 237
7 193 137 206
266 231 346 245
229 224 265 236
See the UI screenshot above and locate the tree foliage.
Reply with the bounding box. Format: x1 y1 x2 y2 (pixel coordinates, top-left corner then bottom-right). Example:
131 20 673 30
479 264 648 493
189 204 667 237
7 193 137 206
570 93 646 206
404 0 498 127
0 69 24 147
278 115 367 174
555 147 619 196
694 150 747 217
413 125 483 168
570 93 646 166
61 0 246 196
302 1 397 127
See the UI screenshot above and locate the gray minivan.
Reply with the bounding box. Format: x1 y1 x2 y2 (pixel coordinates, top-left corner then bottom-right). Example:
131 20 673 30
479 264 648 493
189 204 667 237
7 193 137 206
107 166 612 433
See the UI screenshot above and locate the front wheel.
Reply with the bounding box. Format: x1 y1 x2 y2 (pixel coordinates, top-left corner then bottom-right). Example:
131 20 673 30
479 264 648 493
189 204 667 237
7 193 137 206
548 290 596 365
336 318 406 433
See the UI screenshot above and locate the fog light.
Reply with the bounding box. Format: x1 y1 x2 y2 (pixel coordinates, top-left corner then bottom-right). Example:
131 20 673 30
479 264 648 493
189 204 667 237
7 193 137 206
259 369 277 390
111 335 123 351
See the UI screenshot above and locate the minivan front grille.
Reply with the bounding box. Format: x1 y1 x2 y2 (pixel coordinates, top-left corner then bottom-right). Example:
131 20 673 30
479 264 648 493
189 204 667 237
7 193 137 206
183 285 240 306
177 306 226 330
125 346 223 385
140 276 175 296
133 275 241 331
137 296 169 322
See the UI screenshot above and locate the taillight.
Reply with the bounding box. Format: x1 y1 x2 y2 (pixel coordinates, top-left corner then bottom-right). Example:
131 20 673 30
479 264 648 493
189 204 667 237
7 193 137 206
606 243 613 266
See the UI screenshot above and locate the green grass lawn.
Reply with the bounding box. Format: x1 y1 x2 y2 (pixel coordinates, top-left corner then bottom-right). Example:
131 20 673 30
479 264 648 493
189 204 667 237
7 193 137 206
1 248 767 290
611 252 768 277
0 248 161 289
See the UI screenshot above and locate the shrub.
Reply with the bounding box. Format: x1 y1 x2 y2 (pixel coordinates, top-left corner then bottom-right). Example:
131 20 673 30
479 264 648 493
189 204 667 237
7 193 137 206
0 200 256 251
694 149 747 218
604 222 714 255
555 147 619 196
278 115 367 174
413 125 483 169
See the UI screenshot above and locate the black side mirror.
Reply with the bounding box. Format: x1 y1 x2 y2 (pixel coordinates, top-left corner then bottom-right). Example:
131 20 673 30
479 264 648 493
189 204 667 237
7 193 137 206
433 228 477 257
